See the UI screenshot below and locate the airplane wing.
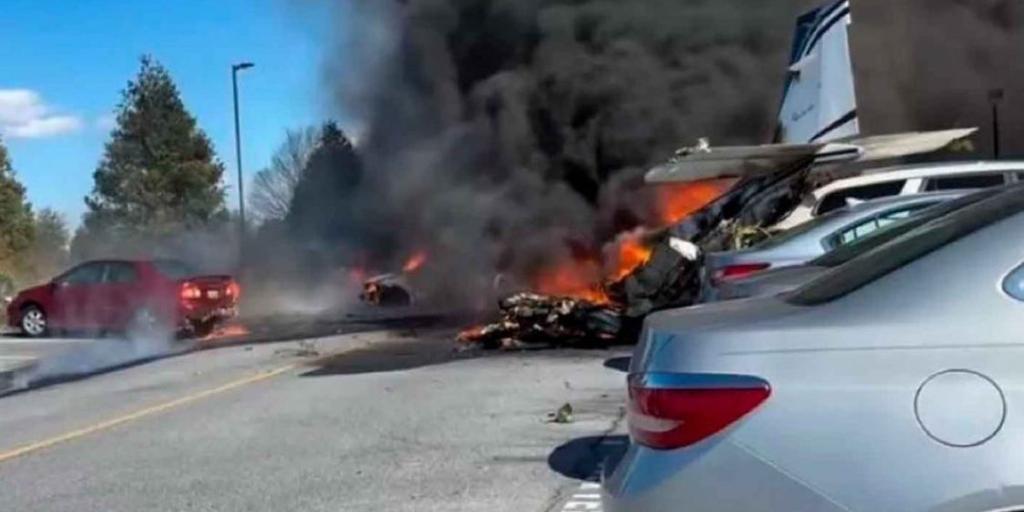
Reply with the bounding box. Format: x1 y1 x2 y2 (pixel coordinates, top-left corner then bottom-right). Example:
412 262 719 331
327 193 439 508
645 128 978 184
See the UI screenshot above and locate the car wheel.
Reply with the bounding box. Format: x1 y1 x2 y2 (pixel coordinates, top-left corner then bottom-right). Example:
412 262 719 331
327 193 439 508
20 305 48 338
190 319 217 338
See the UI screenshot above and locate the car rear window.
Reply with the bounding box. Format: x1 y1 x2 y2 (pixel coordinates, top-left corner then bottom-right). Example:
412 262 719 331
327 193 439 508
810 189 1002 268
825 203 936 249
815 180 907 215
788 186 1024 305
152 260 198 279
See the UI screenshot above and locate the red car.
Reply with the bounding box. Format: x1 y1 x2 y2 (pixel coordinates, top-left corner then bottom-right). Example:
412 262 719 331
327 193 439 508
6 259 239 338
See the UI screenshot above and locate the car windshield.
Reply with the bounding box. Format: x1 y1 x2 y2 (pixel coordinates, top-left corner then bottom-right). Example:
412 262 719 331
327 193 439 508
810 189 1001 267
152 259 199 279
788 185 1024 305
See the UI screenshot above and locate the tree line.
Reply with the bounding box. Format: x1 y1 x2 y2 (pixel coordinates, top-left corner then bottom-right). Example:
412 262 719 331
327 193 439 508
0 56 360 290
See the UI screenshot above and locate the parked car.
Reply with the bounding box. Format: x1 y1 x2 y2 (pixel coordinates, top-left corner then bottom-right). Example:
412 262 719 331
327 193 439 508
708 188 1002 301
772 160 1024 230
5 259 239 338
603 183 1024 511
702 191 965 296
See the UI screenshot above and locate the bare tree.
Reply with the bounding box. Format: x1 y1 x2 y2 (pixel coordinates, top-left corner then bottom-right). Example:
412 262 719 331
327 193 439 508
249 126 319 223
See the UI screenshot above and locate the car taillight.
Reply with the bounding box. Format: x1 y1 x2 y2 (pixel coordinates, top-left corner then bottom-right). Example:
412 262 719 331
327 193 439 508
628 373 770 450
180 283 202 301
716 263 770 281
226 281 241 300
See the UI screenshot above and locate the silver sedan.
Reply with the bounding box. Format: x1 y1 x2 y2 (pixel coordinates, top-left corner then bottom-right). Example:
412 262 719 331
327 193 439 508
704 191 966 299
603 183 1024 511
713 188 1003 301
703 191 966 287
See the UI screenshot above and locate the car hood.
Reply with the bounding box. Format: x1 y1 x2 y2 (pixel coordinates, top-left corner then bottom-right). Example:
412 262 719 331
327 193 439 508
15 283 50 299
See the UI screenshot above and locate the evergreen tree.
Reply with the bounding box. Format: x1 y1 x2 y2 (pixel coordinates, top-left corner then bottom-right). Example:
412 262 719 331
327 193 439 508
76 56 226 255
0 139 35 276
286 121 363 244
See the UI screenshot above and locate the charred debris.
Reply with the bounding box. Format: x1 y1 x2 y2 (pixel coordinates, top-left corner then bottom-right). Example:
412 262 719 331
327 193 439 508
355 142 821 349
359 128 974 350
456 146 813 349
454 127 975 349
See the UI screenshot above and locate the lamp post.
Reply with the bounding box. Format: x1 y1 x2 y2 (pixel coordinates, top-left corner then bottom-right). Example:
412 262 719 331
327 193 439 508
232 62 254 251
989 88 1004 160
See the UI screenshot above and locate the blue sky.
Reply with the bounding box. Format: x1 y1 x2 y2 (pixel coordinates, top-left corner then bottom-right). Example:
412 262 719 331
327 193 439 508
0 0 345 225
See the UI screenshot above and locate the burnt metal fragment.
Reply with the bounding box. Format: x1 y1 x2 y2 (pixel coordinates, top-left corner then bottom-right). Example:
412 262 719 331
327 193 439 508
458 293 622 349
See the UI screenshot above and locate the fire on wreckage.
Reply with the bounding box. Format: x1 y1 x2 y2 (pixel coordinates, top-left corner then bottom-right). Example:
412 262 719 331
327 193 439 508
457 129 978 348
359 131 976 347
360 251 428 307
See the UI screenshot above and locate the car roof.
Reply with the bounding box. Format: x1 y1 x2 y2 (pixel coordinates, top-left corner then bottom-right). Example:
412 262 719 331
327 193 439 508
814 160 1024 196
831 190 968 213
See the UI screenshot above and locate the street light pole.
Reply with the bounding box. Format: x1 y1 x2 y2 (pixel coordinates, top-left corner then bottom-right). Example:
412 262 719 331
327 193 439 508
231 62 254 256
988 88 1004 160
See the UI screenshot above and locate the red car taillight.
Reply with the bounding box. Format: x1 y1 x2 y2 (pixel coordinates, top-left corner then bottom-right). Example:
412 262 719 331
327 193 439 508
628 373 770 450
180 283 202 301
225 280 241 301
715 263 771 281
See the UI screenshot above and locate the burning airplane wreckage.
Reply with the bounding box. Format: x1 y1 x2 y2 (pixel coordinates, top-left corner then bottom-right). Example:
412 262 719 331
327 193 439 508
454 127 975 349
359 0 978 348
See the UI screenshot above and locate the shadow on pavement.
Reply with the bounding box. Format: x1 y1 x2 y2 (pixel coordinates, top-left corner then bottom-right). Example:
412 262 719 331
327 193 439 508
548 435 630 482
300 335 475 377
603 356 630 372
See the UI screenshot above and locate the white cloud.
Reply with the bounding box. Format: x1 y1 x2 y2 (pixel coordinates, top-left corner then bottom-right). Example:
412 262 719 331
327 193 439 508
0 89 83 139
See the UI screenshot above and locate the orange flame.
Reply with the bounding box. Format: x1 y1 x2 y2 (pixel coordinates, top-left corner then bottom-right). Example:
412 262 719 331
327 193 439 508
526 180 734 301
532 259 610 304
654 179 735 226
607 231 654 282
198 322 251 343
402 251 428 273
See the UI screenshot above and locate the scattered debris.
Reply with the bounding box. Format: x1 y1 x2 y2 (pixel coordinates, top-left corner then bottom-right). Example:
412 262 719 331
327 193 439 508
457 293 622 349
297 339 320 357
548 403 574 424
275 339 321 358
361 273 414 306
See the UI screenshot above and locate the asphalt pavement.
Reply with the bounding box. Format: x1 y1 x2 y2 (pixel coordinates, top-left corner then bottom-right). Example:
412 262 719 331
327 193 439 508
0 328 630 511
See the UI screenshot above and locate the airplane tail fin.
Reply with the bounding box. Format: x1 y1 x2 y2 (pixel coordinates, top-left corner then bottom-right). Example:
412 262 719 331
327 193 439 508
775 0 858 144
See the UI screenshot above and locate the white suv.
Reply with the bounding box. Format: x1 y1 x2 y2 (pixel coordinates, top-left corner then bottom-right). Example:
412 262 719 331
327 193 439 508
773 161 1024 230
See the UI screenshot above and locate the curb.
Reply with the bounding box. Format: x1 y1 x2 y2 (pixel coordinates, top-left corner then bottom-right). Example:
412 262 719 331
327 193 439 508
0 359 37 397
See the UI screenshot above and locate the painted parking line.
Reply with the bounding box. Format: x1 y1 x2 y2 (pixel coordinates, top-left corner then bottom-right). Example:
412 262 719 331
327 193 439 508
0 335 385 464
0 363 300 464
560 482 602 511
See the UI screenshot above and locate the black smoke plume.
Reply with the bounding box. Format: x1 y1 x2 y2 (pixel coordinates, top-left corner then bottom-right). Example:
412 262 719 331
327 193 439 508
296 0 1019 306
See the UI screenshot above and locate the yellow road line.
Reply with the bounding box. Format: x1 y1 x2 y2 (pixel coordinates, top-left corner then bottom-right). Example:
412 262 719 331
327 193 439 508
0 363 299 464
